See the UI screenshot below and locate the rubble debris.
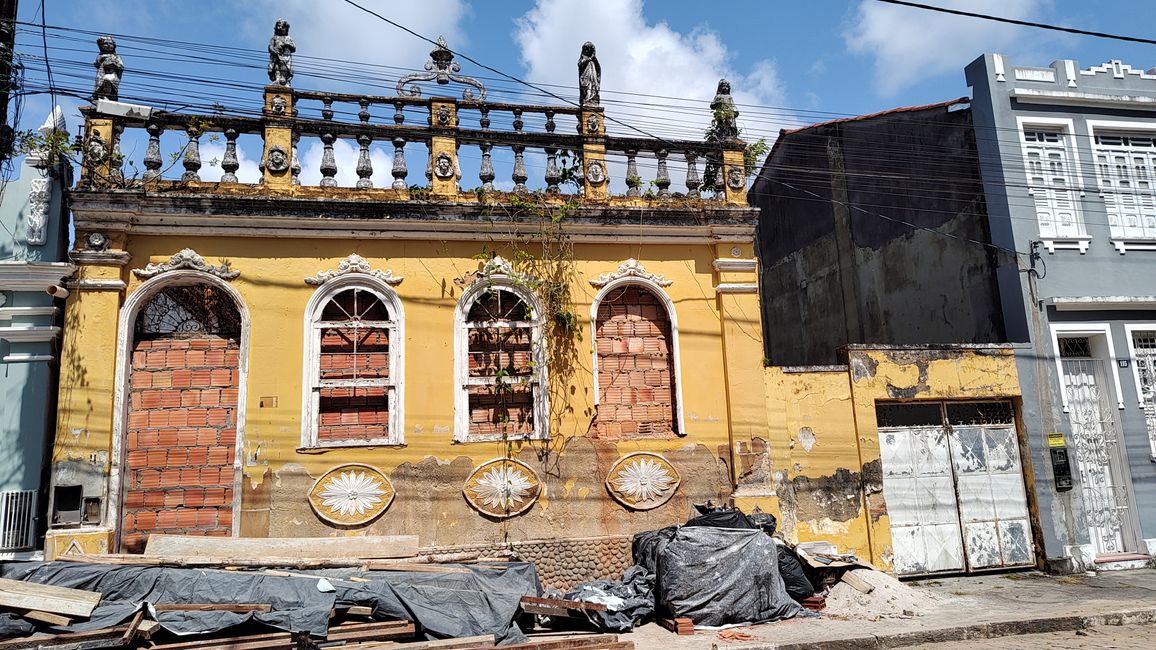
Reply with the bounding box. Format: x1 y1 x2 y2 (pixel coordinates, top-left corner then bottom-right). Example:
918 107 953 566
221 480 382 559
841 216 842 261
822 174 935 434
823 568 943 619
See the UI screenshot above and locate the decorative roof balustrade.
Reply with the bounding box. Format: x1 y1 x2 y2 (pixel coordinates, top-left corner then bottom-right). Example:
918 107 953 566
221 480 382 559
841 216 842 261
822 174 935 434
74 24 749 208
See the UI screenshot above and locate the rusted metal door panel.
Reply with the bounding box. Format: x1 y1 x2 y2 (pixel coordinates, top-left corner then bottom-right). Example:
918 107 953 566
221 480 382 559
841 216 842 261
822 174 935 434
879 424 966 575
949 425 1035 570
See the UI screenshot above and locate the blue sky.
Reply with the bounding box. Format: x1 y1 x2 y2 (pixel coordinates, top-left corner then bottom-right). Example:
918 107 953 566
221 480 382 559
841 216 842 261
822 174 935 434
13 0 1156 185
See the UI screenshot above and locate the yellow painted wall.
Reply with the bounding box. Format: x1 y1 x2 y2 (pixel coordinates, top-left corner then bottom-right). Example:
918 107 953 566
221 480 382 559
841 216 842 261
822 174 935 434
55 234 768 544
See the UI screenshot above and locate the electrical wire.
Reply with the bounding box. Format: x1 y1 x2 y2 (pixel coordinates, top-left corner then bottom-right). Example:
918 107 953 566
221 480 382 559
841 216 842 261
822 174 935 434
875 0 1156 46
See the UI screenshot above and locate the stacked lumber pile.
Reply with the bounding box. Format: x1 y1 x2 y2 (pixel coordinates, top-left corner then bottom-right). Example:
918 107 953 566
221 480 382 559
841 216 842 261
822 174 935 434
0 535 633 650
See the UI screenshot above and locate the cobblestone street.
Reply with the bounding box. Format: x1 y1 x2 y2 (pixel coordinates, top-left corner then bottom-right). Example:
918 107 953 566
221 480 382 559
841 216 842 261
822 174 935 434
918 624 1156 649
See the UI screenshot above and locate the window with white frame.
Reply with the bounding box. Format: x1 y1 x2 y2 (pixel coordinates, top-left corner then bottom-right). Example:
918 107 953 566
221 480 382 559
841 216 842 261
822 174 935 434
304 282 402 446
1131 329 1156 454
1022 128 1085 239
1093 132 1156 241
456 282 545 441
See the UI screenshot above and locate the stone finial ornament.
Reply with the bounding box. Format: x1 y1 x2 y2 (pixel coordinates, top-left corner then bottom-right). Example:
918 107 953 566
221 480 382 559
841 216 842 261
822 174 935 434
267 19 296 86
305 253 403 286
93 36 124 101
578 41 601 107
709 78 740 141
396 36 486 101
589 258 672 288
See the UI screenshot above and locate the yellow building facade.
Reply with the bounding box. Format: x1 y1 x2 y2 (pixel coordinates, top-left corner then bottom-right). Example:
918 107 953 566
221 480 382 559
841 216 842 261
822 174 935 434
47 29 1037 580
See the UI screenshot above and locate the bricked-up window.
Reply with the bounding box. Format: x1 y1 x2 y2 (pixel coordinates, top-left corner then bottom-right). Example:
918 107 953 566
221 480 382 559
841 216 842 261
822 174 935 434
593 284 679 438
456 282 545 441
306 283 402 446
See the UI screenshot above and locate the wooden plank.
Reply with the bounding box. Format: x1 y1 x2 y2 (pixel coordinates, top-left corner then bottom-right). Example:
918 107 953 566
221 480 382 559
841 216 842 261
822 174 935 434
324 621 414 643
0 578 101 618
656 618 693 635
13 609 72 626
152 604 272 613
840 570 875 594
0 626 128 650
344 606 374 617
144 535 419 560
342 635 496 649
120 611 144 645
495 634 623 650
362 563 471 574
520 597 607 612
148 631 290 650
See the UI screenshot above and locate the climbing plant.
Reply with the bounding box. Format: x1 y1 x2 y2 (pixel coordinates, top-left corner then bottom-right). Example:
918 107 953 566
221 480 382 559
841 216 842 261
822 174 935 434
700 103 768 196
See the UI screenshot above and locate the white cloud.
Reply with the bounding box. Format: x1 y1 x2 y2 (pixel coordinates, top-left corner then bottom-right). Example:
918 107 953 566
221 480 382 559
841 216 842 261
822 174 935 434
513 0 787 191
843 0 1047 96
298 138 393 188
514 0 785 137
246 0 469 91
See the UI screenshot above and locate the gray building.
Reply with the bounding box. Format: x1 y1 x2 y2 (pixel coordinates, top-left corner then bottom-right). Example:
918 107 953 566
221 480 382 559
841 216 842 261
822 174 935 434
0 109 74 558
968 54 1156 571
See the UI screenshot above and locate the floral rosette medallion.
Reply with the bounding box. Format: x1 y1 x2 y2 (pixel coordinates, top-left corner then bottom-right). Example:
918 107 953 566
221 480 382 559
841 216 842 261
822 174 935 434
606 452 681 510
309 463 395 526
463 458 541 518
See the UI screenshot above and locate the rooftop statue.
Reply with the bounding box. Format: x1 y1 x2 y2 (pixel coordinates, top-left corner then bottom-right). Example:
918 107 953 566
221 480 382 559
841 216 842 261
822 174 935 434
93 35 123 101
578 42 601 107
268 19 296 87
709 79 740 141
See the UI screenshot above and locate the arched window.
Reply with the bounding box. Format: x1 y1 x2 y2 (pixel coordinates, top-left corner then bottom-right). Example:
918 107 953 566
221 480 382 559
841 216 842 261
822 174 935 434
303 280 403 446
455 281 546 442
592 282 681 438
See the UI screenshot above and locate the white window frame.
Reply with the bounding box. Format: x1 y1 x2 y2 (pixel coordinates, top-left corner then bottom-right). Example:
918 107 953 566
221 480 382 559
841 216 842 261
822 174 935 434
453 278 547 443
589 277 686 437
1050 323 1125 412
300 274 405 448
1123 323 1156 458
1017 116 1089 253
1086 120 1156 252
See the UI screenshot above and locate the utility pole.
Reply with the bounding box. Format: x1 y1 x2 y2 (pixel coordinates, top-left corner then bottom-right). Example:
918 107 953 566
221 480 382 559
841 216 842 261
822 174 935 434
0 0 18 160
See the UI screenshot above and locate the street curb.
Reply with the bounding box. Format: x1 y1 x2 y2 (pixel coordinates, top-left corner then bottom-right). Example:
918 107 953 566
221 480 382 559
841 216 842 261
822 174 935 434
721 606 1156 650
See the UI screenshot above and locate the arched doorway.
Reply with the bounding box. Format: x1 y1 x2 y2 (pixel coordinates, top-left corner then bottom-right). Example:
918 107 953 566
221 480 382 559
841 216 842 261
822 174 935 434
592 283 680 438
118 282 243 552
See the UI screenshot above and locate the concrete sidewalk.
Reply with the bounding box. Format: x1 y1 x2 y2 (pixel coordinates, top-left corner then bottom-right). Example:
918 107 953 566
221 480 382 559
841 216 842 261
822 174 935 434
623 568 1156 649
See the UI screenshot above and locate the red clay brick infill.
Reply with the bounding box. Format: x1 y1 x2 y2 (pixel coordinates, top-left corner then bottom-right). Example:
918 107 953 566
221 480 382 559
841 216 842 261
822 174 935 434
122 335 239 552
317 326 391 442
467 327 535 437
593 285 677 438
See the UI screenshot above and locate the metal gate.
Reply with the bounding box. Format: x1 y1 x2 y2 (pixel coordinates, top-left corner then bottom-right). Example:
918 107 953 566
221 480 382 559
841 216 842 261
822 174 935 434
877 401 1035 576
1060 349 1137 556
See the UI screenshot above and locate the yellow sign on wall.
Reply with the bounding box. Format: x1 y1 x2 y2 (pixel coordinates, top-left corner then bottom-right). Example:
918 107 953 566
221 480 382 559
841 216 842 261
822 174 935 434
1047 432 1066 448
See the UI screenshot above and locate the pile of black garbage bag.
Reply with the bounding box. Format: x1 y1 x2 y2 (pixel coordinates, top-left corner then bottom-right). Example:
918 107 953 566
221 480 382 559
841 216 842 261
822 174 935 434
545 504 816 632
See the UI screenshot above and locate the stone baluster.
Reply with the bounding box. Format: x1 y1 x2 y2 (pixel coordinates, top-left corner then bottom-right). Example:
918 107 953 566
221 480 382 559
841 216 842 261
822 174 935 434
221 128 240 183
545 147 560 194
655 149 671 198
110 122 125 184
355 134 373 188
181 126 202 182
319 132 338 187
512 108 524 133
291 133 302 186
391 137 408 190
479 142 495 192
322 97 334 121
393 101 405 125
358 99 370 124
685 152 700 198
573 151 584 189
545 109 555 133
143 121 162 181
480 106 490 130
625 150 641 197
512 144 528 193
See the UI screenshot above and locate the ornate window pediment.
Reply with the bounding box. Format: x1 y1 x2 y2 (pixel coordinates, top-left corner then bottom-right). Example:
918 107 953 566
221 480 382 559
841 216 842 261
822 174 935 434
305 254 403 286
133 248 239 280
589 258 672 288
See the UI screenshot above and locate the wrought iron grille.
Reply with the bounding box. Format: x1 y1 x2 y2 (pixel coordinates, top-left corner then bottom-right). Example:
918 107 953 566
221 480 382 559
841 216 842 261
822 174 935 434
1132 330 1156 455
1059 336 1092 358
135 285 241 339
875 402 944 428
946 401 1015 426
0 490 37 551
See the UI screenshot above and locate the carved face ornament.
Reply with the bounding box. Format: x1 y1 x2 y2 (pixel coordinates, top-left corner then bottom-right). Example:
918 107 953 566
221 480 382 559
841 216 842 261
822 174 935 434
266 145 289 172
586 160 606 184
727 166 745 190
434 152 455 179
436 105 452 127
585 114 600 134
270 95 287 115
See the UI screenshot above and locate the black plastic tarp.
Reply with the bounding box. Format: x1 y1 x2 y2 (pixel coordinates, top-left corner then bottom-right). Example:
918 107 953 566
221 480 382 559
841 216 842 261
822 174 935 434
546 564 655 633
655 527 802 626
0 561 539 644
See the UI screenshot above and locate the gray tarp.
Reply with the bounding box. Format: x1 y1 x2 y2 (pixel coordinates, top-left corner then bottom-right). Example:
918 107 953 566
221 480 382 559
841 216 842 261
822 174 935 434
0 561 538 644
655 527 802 626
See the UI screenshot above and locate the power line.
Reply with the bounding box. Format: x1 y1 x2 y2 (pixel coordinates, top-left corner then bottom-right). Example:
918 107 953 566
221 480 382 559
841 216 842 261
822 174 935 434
875 0 1156 46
